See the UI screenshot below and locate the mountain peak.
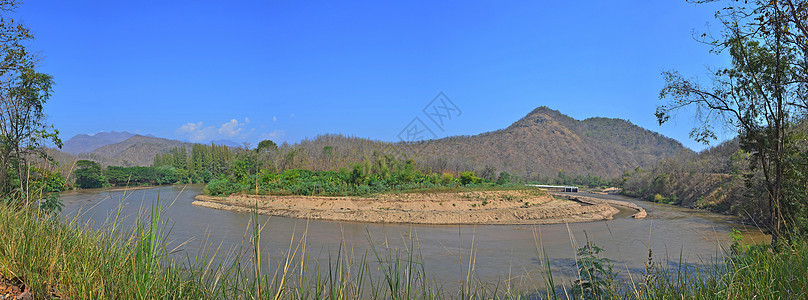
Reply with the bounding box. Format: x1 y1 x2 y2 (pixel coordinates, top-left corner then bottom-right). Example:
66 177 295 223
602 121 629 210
509 106 576 129
527 106 561 116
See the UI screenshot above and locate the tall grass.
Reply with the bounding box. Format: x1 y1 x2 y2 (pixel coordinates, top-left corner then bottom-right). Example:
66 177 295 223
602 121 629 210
635 234 808 299
0 197 805 299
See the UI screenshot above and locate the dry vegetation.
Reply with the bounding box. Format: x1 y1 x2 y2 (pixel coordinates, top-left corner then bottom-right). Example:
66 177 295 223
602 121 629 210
621 138 759 216
272 107 686 181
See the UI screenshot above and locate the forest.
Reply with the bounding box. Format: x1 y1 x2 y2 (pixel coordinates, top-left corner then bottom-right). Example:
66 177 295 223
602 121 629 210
70 141 522 197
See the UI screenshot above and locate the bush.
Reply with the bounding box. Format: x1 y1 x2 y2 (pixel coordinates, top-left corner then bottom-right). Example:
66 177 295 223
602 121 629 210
441 172 455 184
459 171 481 185
496 171 512 185
204 176 248 196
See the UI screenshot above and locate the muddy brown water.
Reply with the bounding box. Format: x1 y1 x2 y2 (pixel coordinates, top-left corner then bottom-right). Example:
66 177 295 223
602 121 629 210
59 185 768 292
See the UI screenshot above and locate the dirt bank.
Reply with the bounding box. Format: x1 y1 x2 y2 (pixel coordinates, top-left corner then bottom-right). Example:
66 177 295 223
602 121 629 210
551 193 647 219
192 189 621 225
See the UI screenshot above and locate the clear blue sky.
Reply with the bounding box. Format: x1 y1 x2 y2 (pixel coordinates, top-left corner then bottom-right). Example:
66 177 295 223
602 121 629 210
19 0 731 151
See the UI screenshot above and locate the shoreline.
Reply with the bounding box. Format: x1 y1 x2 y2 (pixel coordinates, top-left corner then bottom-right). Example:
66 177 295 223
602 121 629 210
106 186 161 192
191 189 634 225
551 193 648 219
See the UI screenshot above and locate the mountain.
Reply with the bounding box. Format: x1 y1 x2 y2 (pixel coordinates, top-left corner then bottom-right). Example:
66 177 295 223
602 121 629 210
415 107 688 178
53 135 238 168
89 135 189 166
55 107 688 179
294 107 689 179
210 139 242 148
61 131 136 154
45 135 193 176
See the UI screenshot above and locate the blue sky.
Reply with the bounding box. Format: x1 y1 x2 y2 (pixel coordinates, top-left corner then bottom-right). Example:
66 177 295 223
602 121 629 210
19 1 731 151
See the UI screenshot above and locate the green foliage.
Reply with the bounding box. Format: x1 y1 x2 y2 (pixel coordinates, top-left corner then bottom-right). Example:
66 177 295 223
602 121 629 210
496 171 513 185
153 144 232 184
256 139 278 152
321 145 333 156
349 164 366 185
459 171 480 185
26 167 66 214
203 161 503 197
441 172 454 184
105 166 179 186
573 236 617 299
3 198 808 299
649 193 678 205
231 153 259 183
554 171 607 188
74 160 105 189
203 175 249 196
0 2 61 205
657 0 808 241
395 159 419 183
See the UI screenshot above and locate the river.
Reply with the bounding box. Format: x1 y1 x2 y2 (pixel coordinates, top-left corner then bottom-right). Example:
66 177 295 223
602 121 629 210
59 185 768 292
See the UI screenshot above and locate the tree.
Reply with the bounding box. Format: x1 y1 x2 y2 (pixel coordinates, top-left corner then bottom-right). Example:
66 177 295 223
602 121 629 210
0 1 61 204
657 0 808 242
231 153 259 183
256 139 278 152
74 160 104 189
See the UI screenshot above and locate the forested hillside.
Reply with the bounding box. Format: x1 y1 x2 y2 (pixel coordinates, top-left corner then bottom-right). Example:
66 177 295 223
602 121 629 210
413 107 687 179
286 107 687 181
622 122 807 222
620 139 751 215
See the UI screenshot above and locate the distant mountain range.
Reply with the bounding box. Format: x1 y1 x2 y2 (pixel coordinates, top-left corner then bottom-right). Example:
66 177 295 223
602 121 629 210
210 139 242 148
88 135 188 166
61 131 137 154
55 132 240 166
51 107 689 179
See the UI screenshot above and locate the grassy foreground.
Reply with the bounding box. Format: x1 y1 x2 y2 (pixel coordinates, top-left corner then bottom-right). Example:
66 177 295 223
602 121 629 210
0 203 805 299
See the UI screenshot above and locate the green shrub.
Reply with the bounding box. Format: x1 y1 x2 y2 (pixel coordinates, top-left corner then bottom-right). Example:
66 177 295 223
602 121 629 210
441 172 455 184
496 171 512 185
204 176 247 196
74 160 105 189
459 171 480 185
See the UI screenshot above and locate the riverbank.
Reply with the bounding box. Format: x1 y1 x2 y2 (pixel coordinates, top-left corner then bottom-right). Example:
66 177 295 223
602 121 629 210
5 189 802 299
192 189 625 224
551 192 648 219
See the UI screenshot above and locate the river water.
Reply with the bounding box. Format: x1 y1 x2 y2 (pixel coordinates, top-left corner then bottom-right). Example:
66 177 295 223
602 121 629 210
59 185 768 291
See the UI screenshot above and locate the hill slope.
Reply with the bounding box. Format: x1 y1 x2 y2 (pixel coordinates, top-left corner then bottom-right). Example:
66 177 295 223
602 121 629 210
292 107 688 179
413 107 687 178
89 135 190 166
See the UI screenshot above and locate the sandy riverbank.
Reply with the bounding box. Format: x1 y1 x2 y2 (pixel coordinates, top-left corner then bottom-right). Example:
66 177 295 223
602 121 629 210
192 189 627 225
551 193 647 219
